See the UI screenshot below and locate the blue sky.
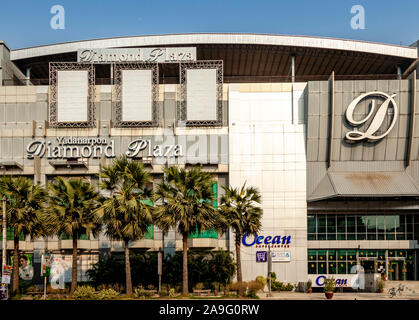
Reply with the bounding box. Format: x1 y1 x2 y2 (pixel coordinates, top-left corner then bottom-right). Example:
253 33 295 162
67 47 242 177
0 0 418 49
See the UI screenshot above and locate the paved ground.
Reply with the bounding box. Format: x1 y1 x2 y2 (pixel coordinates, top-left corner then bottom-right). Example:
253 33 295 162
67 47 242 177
257 291 419 300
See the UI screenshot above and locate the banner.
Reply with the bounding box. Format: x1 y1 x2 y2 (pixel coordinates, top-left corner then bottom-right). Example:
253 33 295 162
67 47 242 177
10 254 34 280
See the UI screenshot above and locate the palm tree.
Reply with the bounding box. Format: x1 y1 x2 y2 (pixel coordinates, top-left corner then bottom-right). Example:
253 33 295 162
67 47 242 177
44 177 101 294
0 176 46 295
217 183 262 296
154 166 217 295
98 156 154 296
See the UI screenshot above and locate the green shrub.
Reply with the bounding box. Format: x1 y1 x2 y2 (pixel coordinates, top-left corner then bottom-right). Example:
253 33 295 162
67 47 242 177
255 276 266 289
324 278 335 292
169 288 176 298
230 281 248 293
72 285 95 300
96 288 119 300
133 286 153 299
307 279 312 290
194 282 204 290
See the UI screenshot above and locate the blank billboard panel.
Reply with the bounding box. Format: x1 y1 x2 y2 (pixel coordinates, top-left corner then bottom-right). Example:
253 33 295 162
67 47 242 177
186 69 217 121
122 69 152 121
57 70 88 122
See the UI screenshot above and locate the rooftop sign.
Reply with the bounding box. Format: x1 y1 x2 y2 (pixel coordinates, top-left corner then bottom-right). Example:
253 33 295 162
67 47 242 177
77 47 196 63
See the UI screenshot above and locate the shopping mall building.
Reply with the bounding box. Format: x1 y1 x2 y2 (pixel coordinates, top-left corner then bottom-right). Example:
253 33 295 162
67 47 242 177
0 34 418 287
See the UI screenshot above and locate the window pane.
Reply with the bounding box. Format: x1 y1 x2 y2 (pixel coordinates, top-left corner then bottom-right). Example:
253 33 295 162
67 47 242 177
377 251 386 260
318 250 326 261
318 216 326 233
308 215 316 233
308 234 316 240
317 233 326 240
357 216 367 234
337 233 346 240
338 262 346 274
406 215 414 233
347 216 355 233
396 215 405 233
386 233 395 240
308 250 317 261
328 262 337 274
318 262 327 274
385 216 396 232
327 233 336 240
337 250 347 261
347 233 356 240
337 216 346 233
328 250 336 261
366 215 377 239
347 250 357 261
327 215 336 233
308 262 317 274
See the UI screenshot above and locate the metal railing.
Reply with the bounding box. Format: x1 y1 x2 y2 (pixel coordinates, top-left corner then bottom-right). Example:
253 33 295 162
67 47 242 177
2 74 415 86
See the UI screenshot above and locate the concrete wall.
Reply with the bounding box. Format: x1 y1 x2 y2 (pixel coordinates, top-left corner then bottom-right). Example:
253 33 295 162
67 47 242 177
228 83 308 283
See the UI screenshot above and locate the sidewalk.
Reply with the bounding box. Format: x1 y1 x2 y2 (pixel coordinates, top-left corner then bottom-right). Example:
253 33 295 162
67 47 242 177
257 291 419 300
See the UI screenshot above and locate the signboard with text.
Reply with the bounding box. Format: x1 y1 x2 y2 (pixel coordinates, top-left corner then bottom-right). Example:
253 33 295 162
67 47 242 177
77 47 196 63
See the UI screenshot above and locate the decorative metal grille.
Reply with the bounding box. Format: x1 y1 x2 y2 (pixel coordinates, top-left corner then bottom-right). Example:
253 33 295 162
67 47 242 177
114 62 159 127
49 62 95 128
178 60 223 127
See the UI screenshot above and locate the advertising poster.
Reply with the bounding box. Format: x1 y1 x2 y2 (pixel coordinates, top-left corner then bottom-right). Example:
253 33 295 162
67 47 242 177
9 254 34 281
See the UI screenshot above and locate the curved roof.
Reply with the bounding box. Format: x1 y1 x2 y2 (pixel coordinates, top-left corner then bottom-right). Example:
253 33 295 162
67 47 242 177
11 33 417 60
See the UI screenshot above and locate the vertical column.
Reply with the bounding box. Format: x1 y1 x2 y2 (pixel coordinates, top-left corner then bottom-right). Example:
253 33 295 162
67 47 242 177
406 70 416 167
327 72 335 169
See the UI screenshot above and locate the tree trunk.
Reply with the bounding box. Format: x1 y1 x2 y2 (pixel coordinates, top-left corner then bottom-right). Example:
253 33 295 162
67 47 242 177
182 233 189 295
235 234 243 296
70 232 78 294
124 239 132 296
12 234 19 295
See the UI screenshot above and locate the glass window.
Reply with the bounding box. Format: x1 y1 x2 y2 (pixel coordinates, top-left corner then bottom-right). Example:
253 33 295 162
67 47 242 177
367 250 377 258
396 215 405 233
318 250 326 261
308 262 317 274
338 262 347 274
318 262 327 274
327 233 336 240
327 215 336 233
308 250 317 261
328 250 336 261
359 250 366 258
328 262 337 274
308 215 316 233
347 216 355 233
337 250 347 261
317 233 326 240
337 216 346 233
357 216 367 235
366 215 377 240
347 250 357 261
406 215 414 233
388 250 396 258
377 251 386 260
385 216 396 232
308 234 316 240
337 233 346 240
347 233 356 240
317 216 326 233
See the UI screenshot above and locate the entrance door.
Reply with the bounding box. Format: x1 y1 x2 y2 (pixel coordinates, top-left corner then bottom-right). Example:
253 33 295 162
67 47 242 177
388 260 406 281
360 259 376 273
